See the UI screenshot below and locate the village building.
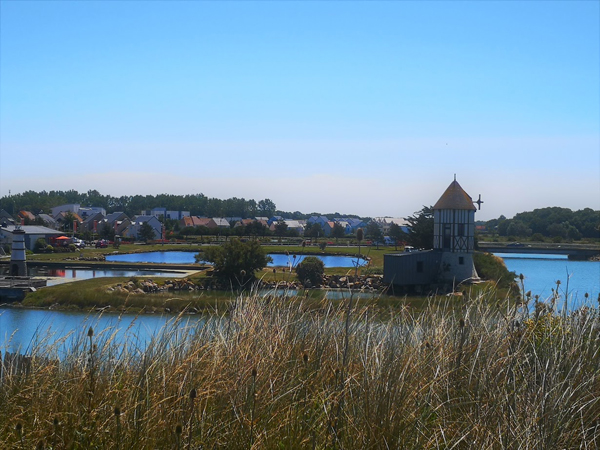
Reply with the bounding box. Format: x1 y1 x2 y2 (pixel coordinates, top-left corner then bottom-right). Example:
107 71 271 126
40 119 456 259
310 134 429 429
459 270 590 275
0 224 65 251
383 179 480 292
180 216 219 229
0 210 16 226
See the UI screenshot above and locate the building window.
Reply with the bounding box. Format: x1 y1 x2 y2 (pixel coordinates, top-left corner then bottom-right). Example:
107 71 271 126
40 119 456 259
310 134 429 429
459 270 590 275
459 256 464 265
416 261 424 273
458 223 465 236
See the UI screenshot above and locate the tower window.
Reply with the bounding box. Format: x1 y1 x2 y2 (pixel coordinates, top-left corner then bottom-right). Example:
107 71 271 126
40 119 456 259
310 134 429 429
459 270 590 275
459 256 464 265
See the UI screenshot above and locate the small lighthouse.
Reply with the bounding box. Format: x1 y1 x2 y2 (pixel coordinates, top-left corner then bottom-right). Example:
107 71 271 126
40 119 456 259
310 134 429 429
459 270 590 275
10 225 27 277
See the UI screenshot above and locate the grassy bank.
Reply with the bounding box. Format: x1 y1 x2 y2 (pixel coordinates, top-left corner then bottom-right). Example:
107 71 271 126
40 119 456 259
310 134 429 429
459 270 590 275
22 275 439 314
2 291 599 448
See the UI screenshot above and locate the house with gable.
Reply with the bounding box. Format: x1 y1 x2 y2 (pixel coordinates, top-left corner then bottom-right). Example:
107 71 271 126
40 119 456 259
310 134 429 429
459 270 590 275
82 212 106 232
212 218 231 229
123 215 162 241
37 214 57 229
307 216 333 236
180 217 218 230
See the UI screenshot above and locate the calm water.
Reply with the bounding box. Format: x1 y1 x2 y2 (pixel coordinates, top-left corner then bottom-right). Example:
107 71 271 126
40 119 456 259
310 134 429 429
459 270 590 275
106 251 367 268
0 307 203 354
27 267 188 286
495 253 600 309
2 253 597 352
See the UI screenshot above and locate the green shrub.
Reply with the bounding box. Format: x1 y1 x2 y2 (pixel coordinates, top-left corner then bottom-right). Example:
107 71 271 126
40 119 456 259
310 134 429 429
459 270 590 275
530 233 545 242
473 252 516 290
33 238 47 253
295 256 325 287
197 238 272 287
45 245 54 253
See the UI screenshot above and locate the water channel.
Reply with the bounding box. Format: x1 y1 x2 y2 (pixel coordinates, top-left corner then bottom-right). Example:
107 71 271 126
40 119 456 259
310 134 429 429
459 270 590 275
1 252 598 352
105 251 367 268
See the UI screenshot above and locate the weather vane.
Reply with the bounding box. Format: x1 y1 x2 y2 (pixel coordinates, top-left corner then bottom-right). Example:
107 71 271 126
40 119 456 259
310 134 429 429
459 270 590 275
475 194 484 210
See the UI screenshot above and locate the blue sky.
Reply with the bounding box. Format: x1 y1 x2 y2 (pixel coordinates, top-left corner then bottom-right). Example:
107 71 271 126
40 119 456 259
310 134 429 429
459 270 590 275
1 1 598 220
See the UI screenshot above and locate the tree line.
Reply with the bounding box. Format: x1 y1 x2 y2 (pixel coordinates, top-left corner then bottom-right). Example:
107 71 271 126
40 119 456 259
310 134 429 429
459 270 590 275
484 207 599 240
0 189 278 219
0 189 364 222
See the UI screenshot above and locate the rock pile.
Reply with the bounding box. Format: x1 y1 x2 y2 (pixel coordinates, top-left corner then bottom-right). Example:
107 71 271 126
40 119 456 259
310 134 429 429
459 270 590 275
105 275 386 295
106 278 200 294
261 274 384 292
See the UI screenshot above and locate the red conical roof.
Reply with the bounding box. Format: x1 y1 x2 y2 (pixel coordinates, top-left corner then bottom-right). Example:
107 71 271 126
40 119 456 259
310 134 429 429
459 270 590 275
433 180 476 211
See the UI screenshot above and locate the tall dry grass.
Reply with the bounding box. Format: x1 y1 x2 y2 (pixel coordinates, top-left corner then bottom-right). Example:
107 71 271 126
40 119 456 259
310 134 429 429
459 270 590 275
1 288 599 449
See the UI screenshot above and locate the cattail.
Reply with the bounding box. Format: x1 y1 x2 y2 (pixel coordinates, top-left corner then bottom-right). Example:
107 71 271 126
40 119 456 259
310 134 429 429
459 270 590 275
519 273 524 281
53 417 59 427
87 327 94 337
15 422 22 432
240 270 246 277
251 367 257 378
36 440 45 450
303 352 309 364
459 318 465 328
114 406 121 417
189 388 197 400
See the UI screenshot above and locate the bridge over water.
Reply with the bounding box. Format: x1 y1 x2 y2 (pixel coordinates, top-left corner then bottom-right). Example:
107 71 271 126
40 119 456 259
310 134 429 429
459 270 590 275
478 242 600 260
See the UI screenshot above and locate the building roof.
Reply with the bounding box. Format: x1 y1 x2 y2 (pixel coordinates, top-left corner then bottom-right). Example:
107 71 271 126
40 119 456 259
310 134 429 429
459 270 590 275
433 180 476 211
1 225 64 235
38 214 57 226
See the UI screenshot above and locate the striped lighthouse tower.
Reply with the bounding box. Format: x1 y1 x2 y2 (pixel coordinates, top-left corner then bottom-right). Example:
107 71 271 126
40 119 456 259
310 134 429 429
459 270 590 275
10 226 27 277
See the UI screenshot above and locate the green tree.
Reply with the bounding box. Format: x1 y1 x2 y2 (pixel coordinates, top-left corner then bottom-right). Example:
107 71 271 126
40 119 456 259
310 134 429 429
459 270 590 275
388 222 403 250
99 222 116 240
356 227 364 256
62 212 77 232
331 222 345 242
33 238 47 253
366 221 383 249
274 220 288 241
197 239 273 287
403 206 434 249
139 222 156 243
506 220 530 238
306 222 324 239
258 199 276 217
295 256 325 287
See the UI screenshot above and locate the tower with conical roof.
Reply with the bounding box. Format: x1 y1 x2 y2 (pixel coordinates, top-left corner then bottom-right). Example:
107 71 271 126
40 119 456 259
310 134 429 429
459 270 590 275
433 177 478 284
383 178 480 293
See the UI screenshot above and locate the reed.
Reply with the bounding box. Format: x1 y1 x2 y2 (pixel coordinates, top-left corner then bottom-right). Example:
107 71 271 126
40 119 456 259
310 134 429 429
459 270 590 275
1 289 599 448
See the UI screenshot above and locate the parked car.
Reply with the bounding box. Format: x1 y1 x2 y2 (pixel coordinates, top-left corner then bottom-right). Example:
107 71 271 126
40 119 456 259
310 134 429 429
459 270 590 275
95 239 108 248
507 242 525 247
73 238 85 248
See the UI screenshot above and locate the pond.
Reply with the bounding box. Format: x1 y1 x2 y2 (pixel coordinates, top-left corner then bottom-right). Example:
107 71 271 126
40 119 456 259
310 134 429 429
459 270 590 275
105 251 367 268
0 307 204 355
495 252 600 309
26 267 189 286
